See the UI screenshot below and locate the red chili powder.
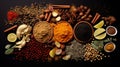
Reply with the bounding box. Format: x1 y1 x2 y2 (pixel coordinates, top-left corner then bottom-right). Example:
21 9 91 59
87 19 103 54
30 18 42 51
12 37 53 62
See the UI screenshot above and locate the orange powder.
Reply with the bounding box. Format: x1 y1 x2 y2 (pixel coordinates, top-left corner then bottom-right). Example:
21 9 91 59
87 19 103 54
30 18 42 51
54 21 73 43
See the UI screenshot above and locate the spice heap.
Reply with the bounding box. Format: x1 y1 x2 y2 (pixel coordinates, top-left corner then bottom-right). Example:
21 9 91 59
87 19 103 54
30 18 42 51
12 37 53 62
54 21 73 43
33 21 53 43
3 3 118 63
7 3 44 26
83 44 105 62
65 40 85 61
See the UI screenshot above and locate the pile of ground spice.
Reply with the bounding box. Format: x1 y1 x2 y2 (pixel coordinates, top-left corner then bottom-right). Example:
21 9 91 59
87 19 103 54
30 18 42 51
33 21 53 43
12 37 53 62
54 21 73 43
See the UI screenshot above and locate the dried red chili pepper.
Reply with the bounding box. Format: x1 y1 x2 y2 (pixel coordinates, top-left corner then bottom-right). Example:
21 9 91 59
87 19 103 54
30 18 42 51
7 11 18 21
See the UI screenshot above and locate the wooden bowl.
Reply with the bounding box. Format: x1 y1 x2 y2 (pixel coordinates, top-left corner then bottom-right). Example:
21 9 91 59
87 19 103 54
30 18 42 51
74 21 94 43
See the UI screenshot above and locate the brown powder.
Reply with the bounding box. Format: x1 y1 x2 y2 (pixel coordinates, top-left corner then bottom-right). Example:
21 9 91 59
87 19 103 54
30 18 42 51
107 27 115 34
33 21 53 43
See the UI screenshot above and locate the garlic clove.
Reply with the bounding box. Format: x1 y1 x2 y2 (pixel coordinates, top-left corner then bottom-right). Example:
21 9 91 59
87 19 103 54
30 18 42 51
52 10 58 17
14 37 26 51
16 36 26 45
56 16 61 21
24 25 32 34
25 34 31 42
16 24 28 39
26 37 30 42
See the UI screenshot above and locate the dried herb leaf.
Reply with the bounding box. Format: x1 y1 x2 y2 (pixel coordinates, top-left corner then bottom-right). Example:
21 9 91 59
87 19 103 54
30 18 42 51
5 48 14 55
92 40 104 51
5 44 12 49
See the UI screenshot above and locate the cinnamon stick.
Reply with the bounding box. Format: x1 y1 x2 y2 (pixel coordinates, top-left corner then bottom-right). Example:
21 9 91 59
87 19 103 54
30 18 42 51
4 25 18 32
52 5 70 9
81 8 91 20
44 12 49 20
91 12 101 24
47 12 52 22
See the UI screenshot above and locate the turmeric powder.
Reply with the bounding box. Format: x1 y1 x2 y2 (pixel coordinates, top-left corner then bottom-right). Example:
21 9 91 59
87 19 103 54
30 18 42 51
54 21 73 43
104 42 116 52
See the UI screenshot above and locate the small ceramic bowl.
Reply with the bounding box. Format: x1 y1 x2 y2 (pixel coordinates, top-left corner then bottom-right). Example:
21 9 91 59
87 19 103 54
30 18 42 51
104 42 116 53
106 26 117 36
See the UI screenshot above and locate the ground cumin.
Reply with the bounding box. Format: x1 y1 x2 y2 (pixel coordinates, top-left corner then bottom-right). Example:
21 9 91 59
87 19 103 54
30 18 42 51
33 21 53 43
54 21 73 43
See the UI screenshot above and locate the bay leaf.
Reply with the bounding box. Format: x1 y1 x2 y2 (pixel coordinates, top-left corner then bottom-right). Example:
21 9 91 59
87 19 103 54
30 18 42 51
5 48 14 55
